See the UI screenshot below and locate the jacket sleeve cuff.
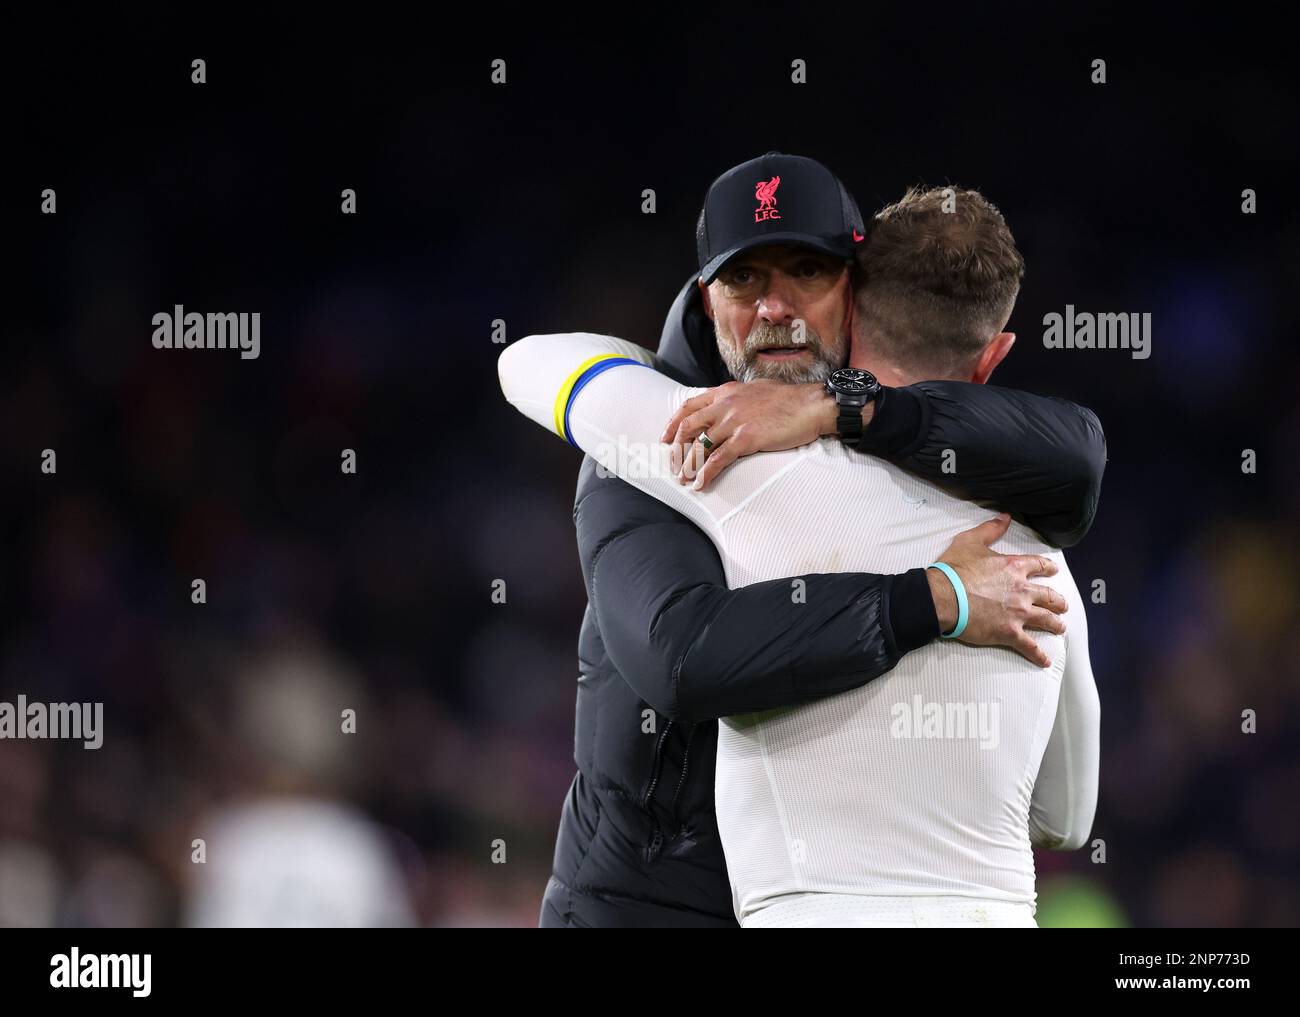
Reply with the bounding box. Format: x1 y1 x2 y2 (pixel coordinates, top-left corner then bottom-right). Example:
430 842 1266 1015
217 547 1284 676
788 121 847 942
857 385 927 457
887 567 941 654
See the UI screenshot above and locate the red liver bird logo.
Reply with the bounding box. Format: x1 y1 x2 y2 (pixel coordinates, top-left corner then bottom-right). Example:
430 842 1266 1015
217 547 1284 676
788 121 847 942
754 176 781 222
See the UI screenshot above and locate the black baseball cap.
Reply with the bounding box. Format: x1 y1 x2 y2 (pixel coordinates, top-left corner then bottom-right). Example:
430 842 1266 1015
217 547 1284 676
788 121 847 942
695 152 865 285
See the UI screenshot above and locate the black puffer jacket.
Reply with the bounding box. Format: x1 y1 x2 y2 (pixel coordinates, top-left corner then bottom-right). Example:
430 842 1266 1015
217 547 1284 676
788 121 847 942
541 277 1106 928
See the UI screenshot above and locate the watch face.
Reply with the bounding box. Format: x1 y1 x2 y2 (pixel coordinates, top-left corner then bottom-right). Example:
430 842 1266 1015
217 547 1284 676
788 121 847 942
831 368 877 394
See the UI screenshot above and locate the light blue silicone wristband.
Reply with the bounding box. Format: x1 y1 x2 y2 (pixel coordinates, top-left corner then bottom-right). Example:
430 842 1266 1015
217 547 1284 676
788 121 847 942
927 562 969 639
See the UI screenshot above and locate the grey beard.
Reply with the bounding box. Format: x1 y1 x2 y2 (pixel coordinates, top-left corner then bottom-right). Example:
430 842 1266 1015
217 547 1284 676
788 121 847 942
717 321 847 385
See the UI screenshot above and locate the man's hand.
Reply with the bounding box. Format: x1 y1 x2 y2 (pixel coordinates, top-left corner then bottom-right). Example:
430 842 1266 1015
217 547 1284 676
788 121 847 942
928 514 1068 668
661 379 867 490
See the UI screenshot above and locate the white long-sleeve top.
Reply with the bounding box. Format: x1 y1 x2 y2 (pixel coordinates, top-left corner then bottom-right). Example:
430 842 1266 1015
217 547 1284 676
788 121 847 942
499 332 1100 922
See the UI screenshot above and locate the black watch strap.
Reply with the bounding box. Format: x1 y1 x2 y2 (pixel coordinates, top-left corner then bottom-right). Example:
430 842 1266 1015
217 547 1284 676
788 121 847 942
836 402 865 447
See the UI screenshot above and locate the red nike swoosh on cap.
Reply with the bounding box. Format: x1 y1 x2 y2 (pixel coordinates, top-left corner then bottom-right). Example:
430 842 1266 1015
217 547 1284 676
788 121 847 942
853 229 865 242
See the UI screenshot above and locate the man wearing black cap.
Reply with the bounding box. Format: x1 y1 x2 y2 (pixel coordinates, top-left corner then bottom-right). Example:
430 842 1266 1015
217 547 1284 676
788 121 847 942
697 152 866 293
528 153 1104 927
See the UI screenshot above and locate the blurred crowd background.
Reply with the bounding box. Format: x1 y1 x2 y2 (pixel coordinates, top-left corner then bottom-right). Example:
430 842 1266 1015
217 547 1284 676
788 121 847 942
3 12 1297 927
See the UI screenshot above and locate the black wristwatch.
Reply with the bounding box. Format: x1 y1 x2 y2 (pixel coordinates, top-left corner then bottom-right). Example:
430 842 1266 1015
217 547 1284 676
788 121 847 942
824 368 883 448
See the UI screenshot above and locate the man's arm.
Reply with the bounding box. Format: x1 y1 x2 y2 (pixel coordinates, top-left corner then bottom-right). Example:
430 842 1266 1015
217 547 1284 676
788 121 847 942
573 455 935 723
664 379 1106 548
1029 572 1101 850
861 382 1106 549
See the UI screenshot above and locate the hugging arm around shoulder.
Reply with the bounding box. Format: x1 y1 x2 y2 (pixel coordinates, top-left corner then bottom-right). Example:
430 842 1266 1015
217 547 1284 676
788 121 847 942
858 382 1107 549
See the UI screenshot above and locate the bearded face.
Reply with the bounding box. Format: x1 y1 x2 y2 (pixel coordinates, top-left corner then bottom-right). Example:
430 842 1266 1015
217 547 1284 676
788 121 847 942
715 317 849 385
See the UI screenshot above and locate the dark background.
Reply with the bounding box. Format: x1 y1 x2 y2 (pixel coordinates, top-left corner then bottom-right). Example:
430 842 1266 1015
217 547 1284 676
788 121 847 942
3 8 1297 926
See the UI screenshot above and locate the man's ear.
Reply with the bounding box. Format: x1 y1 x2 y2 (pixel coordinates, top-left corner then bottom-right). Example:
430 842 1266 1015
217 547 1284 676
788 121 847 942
698 278 715 320
971 332 1015 384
